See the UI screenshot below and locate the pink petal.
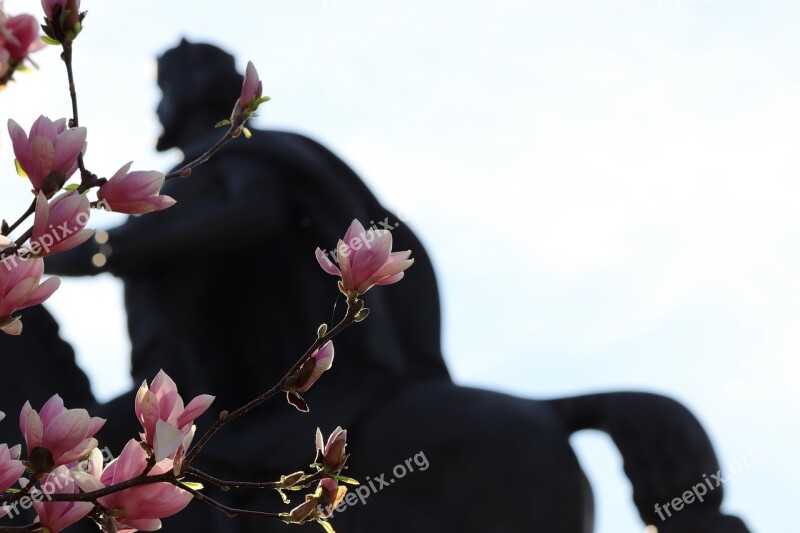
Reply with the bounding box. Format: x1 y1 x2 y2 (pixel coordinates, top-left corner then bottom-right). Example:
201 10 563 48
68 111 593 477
8 445 21 461
7 119 32 173
315 427 324 452
71 470 104 493
3 253 44 287
153 420 185 462
350 230 392 289
375 271 405 286
56 437 98 465
0 458 25 492
358 252 414 293
0 277 38 316
43 409 90 453
23 276 60 308
296 341 334 393
48 228 95 256
119 518 163 531
107 439 148 486
176 394 214 429
336 240 354 290
241 61 261 105
107 160 134 184
32 192 49 243
150 370 179 419
315 247 341 276
29 136 55 185
86 416 106 437
52 126 87 177
20 403 43 450
39 394 66 425
136 388 160 441
48 190 88 223
105 196 175 215
29 115 58 140
342 219 365 248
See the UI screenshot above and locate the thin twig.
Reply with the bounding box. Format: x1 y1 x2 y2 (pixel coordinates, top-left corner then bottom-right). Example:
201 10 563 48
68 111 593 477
185 467 322 492
4 199 36 236
170 481 283 521
164 126 240 180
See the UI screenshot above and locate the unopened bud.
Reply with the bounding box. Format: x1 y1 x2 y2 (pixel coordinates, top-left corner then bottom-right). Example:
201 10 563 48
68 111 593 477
279 471 305 488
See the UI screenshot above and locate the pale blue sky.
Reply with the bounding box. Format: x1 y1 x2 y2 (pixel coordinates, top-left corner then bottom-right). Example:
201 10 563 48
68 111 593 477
1 1 795 531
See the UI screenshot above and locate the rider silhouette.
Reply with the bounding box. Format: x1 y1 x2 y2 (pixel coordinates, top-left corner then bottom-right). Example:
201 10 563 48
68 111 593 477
10 38 751 532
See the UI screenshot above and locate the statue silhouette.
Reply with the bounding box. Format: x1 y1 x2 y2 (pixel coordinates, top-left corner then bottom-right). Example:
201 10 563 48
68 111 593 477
1 38 751 532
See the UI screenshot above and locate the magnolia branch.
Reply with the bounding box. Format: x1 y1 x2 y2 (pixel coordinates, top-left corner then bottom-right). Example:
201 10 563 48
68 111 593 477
164 125 241 180
184 297 362 465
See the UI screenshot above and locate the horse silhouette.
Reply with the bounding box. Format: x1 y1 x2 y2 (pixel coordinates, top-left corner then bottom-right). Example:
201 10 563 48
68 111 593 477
1 39 750 532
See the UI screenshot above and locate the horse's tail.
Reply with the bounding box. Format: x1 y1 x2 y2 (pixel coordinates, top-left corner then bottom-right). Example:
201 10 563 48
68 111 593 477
546 391 751 532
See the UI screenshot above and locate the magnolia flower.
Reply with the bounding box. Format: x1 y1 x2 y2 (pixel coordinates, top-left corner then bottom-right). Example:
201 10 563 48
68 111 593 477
315 426 348 472
73 439 193 532
283 341 334 412
240 62 263 112
315 219 413 296
33 465 94 532
19 394 105 473
0 237 61 335
97 161 175 214
229 61 268 129
7 116 87 197
41 0 80 21
288 341 335 396
41 0 82 44
285 478 346 524
0 443 24 493
31 191 94 257
135 370 214 462
1 13 45 63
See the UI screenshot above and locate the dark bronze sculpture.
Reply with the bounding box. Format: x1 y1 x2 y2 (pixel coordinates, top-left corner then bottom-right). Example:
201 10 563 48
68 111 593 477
1 38 751 532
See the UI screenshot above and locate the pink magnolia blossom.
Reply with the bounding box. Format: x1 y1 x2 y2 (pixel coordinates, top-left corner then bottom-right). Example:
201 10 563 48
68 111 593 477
97 161 175 215
0 236 61 335
135 370 214 462
292 340 335 394
315 219 413 296
41 0 80 20
74 438 193 532
1 13 45 63
230 61 267 127
315 426 348 472
41 0 82 44
285 478 346 524
283 341 335 412
0 442 24 493
240 61 263 111
31 191 94 257
19 394 105 473
7 116 87 196
33 465 94 532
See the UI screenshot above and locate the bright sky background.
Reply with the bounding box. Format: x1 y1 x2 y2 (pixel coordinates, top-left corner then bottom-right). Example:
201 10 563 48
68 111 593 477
1 1 795 531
